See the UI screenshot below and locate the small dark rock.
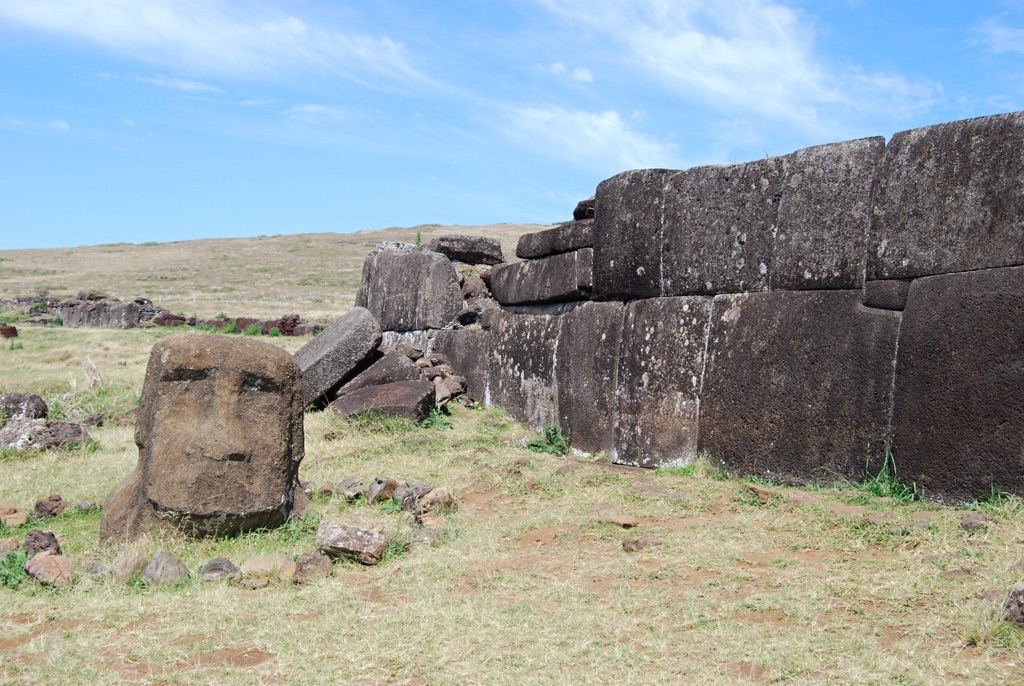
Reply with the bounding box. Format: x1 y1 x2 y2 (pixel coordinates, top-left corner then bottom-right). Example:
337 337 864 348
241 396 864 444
23 530 61 557
34 494 69 519
293 551 334 584
199 557 242 583
622 537 663 553
573 197 596 221
393 480 436 511
144 549 191 585
1002 583 1024 625
961 513 998 531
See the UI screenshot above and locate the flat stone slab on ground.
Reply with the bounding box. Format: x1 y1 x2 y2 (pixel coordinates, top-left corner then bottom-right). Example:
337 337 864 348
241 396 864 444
316 521 387 565
328 380 436 423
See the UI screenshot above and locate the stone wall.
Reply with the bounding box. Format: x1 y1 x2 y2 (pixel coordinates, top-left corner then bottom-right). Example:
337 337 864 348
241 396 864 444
363 111 1024 502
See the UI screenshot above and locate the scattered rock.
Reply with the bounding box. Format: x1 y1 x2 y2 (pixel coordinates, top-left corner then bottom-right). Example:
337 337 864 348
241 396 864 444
327 352 421 402
0 393 47 424
394 480 435 511
1002 583 1024 625
396 342 424 360
316 521 387 565
278 561 297 582
241 577 270 591
367 477 400 505
0 418 91 451
199 557 242 583
24 550 74 588
240 554 292 578
433 375 467 405
0 536 21 552
144 549 191 585
622 537 663 553
301 480 316 497
338 476 366 502
293 552 333 584
0 504 28 528
74 500 100 512
961 513 998 531
110 553 149 582
0 324 17 339
742 484 778 505
413 512 446 544
317 482 336 499
34 494 69 519
418 488 456 515
23 530 61 557
597 514 639 529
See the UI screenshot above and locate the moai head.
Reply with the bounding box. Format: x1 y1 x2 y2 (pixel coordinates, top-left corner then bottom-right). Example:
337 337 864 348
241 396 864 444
102 334 304 540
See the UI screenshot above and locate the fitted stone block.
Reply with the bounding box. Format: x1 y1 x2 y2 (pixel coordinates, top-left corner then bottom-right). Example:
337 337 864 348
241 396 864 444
662 157 785 296
863 280 912 311
489 249 593 305
614 297 712 467
771 137 885 290
699 291 900 483
892 266 1024 500
356 249 463 331
516 219 594 259
488 309 559 429
430 328 489 402
294 307 382 405
869 112 1024 280
593 169 675 300
326 351 421 402
554 301 625 455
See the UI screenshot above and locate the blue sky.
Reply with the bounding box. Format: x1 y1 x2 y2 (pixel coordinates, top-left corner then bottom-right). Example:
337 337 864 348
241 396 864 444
1 1 1023 249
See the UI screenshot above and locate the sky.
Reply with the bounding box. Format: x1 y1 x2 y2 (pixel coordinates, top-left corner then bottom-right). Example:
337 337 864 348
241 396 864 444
1 1 1023 250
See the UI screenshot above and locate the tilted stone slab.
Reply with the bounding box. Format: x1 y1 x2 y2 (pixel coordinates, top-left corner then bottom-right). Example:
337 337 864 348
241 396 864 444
488 309 559 429
555 301 625 456
356 249 463 331
614 297 712 467
771 137 885 290
593 169 675 300
892 266 1024 500
416 234 504 266
328 380 436 423
516 219 594 259
430 328 489 402
489 249 593 305
699 291 900 483
326 351 421 402
294 307 382 405
662 156 785 296
868 112 1024 280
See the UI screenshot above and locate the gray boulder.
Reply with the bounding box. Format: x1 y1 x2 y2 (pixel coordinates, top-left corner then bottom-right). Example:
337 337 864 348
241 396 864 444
490 249 593 305
0 393 47 425
316 521 387 565
294 307 382 405
0 418 90 450
144 549 190 585
416 234 504 266
326 352 421 403
328 380 436 423
356 250 463 331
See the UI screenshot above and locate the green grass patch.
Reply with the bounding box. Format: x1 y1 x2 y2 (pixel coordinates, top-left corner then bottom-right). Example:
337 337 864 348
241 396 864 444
527 424 570 455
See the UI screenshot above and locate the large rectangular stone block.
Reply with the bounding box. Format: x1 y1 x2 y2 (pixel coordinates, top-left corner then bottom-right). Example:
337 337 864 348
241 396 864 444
892 266 1024 500
516 219 593 259
488 309 560 429
868 111 1024 280
489 249 593 305
429 328 489 402
355 249 463 331
662 157 785 296
554 301 625 456
613 297 712 467
294 307 383 405
771 137 885 290
592 169 675 300
699 291 900 483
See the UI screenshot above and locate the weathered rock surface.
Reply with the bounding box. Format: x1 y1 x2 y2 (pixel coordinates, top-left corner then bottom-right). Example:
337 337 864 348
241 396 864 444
0 393 47 424
240 554 292 578
111 553 149 582
593 169 672 300
555 301 625 456
489 309 560 429
0 324 17 338
0 504 28 528
293 551 333 584
24 551 74 588
294 308 382 405
700 290 900 482
366 477 400 505
418 488 455 514
199 557 242 583
328 380 436 423
662 157 785 296
771 137 885 290
316 521 387 565
1002 583 1024 625
338 476 366 502
393 480 435 511
57 296 168 329
615 297 712 467
869 112 1024 280
892 266 1024 500
573 197 596 221
417 234 505 266
863 280 912 311
0 418 91 450
490 248 593 305
326 351 421 403
23 530 61 557
101 334 305 541
516 220 594 259
144 549 190 585
34 494 69 519
429 329 488 402
356 250 463 331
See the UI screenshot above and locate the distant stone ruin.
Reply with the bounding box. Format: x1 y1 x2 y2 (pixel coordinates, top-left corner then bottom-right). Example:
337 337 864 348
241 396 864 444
101 335 305 540
355 110 1024 503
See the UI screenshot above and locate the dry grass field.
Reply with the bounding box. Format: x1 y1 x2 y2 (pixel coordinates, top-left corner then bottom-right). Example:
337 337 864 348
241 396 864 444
2 230 1024 685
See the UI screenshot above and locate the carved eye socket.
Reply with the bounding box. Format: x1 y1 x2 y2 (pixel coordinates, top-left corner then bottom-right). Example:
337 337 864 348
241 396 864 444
241 373 280 394
160 367 211 382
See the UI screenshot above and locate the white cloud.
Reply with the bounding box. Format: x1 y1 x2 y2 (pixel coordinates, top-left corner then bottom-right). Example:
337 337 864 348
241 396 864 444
0 0 432 87
571 67 593 83
130 75 223 93
977 19 1024 54
284 104 353 124
533 0 937 132
506 105 679 170
49 120 69 131
121 118 135 127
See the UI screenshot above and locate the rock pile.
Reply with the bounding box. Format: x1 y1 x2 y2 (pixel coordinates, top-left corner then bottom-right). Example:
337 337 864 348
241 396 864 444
0 392 91 451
